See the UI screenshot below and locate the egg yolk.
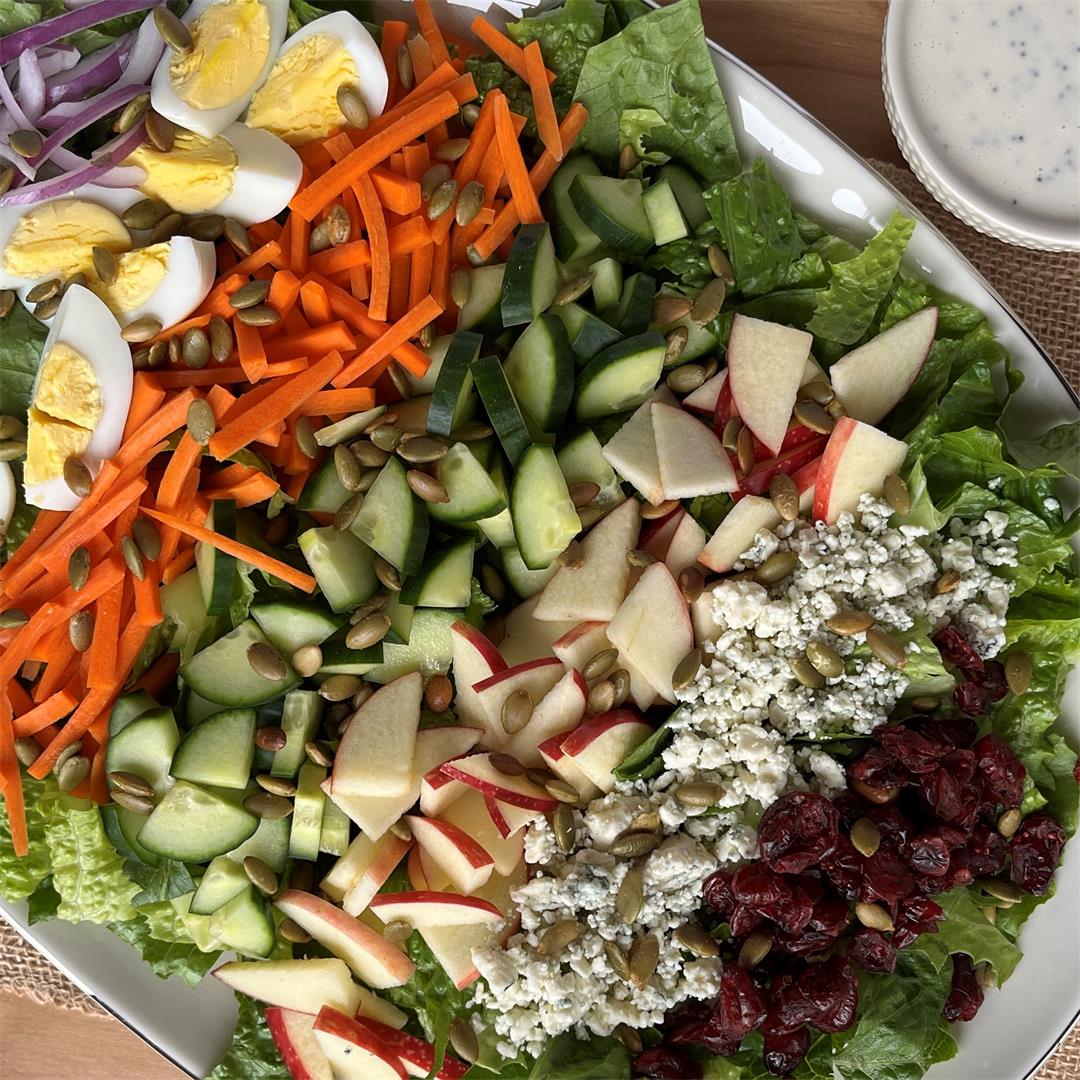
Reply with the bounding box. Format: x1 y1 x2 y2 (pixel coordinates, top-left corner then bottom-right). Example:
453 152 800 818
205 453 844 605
246 33 358 146
2 200 130 281
24 410 94 485
170 0 271 111
88 243 171 317
125 130 238 214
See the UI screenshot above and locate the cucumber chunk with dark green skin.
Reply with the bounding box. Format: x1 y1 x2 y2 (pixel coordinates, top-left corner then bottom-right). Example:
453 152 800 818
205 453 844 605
575 332 667 420
427 331 482 437
471 354 531 466
351 457 429 575
603 272 657 337
428 442 507 525
400 536 475 608
503 312 574 432
501 223 559 326
181 620 301 707
197 500 239 616
458 264 505 334
170 707 256 790
297 457 350 513
138 781 259 862
250 594 342 656
550 154 605 264
298 527 378 614
552 302 623 364
569 174 654 256
511 444 581 570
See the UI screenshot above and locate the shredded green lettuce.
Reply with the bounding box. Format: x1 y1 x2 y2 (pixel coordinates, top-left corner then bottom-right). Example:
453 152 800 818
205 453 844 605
209 992 291 1080
109 901 220 989
912 887 1022 982
0 775 54 902
0 297 46 422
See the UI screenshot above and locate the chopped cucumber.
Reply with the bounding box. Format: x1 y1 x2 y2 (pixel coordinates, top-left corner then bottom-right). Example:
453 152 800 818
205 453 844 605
427 332 481 437
190 855 249 916
105 707 179 797
364 608 460 684
250 593 342 655
457 264 505 334
271 691 324 778
208 886 274 958
351 457 429 575
501 224 558 326
181 620 301 707
138 781 258 862
550 155 605 264
511 444 581 570
228 815 290 874
428 442 507 525
319 796 351 856
657 163 709 228
478 506 516 548
499 545 558 598
590 257 624 313
298 527 378 614
108 690 158 737
297 457 350 513
603 272 656 337
552 302 623 363
196 501 239 616
170 707 256 790
400 536 474 608
317 635 384 676
406 334 452 395
101 803 160 867
161 569 219 659
503 312 574 432
557 428 626 510
289 762 327 861
471 354 530 466
185 691 223 727
649 285 722 361
569 175 654 256
642 179 689 245
388 594 412 642
575 333 666 420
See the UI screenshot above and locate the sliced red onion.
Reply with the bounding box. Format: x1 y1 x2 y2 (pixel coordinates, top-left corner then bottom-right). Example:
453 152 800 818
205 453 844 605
0 57 34 131
0 140 35 180
96 161 147 187
116 12 164 87
43 35 131 111
17 52 46 124
0 0 159 67
35 46 80 80
31 83 146 167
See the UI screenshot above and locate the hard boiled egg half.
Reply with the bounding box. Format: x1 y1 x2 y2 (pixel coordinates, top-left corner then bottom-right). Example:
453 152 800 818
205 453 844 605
150 0 289 138
124 122 302 225
245 11 387 146
23 286 132 511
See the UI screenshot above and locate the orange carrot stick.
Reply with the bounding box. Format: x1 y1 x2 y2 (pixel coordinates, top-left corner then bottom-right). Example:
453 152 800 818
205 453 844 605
130 652 180 699
27 688 112 780
133 570 163 627
370 166 421 215
263 322 355 362
414 0 450 66
354 173 391 323
333 295 442 387
268 268 303 325
471 16 555 84
0 711 27 853
12 688 79 738
114 389 197 471
205 472 280 508
225 240 283 281
87 579 123 690
161 546 196 584
408 241 434 311
235 318 269 382
524 41 562 160
288 212 310 275
148 314 211 346
0 510 64 592
299 388 376 416
493 93 542 224
300 280 333 325
123 376 167 443
380 20 409 107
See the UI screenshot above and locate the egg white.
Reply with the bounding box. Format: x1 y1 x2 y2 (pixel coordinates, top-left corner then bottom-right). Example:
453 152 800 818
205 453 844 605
24 286 133 511
0 462 13 538
212 122 302 225
150 0 289 138
111 235 217 329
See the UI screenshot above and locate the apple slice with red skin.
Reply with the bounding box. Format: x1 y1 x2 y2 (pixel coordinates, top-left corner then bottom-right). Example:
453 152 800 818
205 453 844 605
793 456 820 514
560 710 654 794
617 652 660 711
338 833 413 918
538 734 604 801
485 794 543 838
601 387 676 506
829 307 937 424
551 621 610 672
213 958 361 1016
275 892 415 988
727 314 812 455
407 845 453 891
312 1007 408 1080
352 1016 469 1080
369 890 503 928
419 762 469 818
405 815 494 894
449 621 506 732
748 420 825 465
497 595 576 666
266 1008 334 1080
813 417 908 524
698 495 782 573
418 922 497 990
470 657 565 748
683 369 726 417
441 788 524 876
640 508 682 560
503 668 588 766
734 435 827 497
652 401 739 499
533 496 641 623
606 561 692 702
356 987 408 1029
441 752 558 811
662 511 707 576
322 833 411 906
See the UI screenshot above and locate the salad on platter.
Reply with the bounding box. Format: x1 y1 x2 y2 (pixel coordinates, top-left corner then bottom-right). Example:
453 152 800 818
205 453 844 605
0 1 1078 1078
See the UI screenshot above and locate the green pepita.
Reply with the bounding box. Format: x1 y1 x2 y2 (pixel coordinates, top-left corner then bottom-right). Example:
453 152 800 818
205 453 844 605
291 645 323 678
346 612 390 650
674 781 723 808
57 755 90 792
850 816 882 857
806 640 844 679
489 753 524 777
319 674 363 702
738 930 773 969
791 655 826 690
186 398 215 445
707 244 735 283
553 272 595 307
243 855 279 895
224 218 253 256
434 138 470 163
426 178 457 221
866 627 908 668
26 278 61 304
675 923 720 957
616 866 644 923
122 198 171 231
605 940 631 980
305 740 334 768
0 440 27 462
883 472 911 516
666 363 706 394
545 778 580 804
375 558 401 591
109 771 154 798
254 726 288 752
67 546 91 592
61 455 91 499
327 203 351 246
397 43 414 90
0 168 15 200
736 423 755 475
536 918 580 956
979 877 1024 904
826 610 874 636
610 831 660 858
121 316 163 343
690 278 726 325
663 325 689 367
295 416 318 459
68 610 94 652
243 792 294 820
854 901 894 931
278 917 311 943
9 129 42 159
769 472 800 521
0 609 29 629
449 1018 479 1064
501 688 533 735
247 641 287 681
628 933 659 987
455 180 485 227
186 214 225 241
154 6 192 50
112 789 156 814
1004 651 1032 695
755 550 797 585
406 469 448 503
229 279 270 309
997 808 1022 839
333 444 363 491
150 211 183 246
450 266 471 308
424 674 453 713
553 802 576 854
236 304 280 327
336 83 370 129
182 327 210 368
793 398 834 434
934 569 962 595
91 246 118 285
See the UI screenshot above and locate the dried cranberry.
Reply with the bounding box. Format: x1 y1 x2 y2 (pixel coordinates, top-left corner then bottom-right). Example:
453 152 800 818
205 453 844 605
981 660 1008 701
1009 812 1067 895
918 751 977 824
832 792 865 825
850 746 905 790
877 726 948 774
943 954 984 1023
933 626 985 679
632 1048 702 1079
964 824 1007 876
850 927 897 973
730 903 766 937
703 870 735 916
711 966 768 1041
664 1000 711 1045
861 844 914 913
915 714 978 749
732 864 816 935
758 792 842 874
763 1026 812 1076
772 930 837 957
926 861 975 894
892 895 944 949
808 894 850 938
776 956 858 1034
906 832 953 877
973 734 1026 810
954 680 989 717
866 803 912 846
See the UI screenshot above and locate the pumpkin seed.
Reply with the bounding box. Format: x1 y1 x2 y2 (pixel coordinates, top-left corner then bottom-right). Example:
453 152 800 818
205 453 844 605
455 180 485 226
0 609 28 629
806 640 844 679
424 674 453 713
229 279 270 310
90 245 118 286
327 203 351 246
449 1018 479 1064
130 346 150 370
997 808 1022 839
719 417 742 452
305 740 334 768
666 363 706 394
112 789 155 815
558 539 585 570
63 547 91 593
973 960 997 990
526 768 554 789
375 558 401 591
397 42 415 89
610 668 631 708
461 103 481 128
910 696 940 712
850 816 882 857
9 128 42 158
0 415 23 441
553 802 576 854
68 610 94 652
434 137 470 163
793 398 835 434
186 214 225 241
691 278 726 325
980 877 1024 904
674 780 723 808
934 569 962 595
587 679 615 715
852 777 899 805
582 648 618 682
738 930 773 969
119 534 146 580
427 179 457 220
309 220 331 254
769 472 800 521
26 277 63 304
333 444 362 490
800 378 835 406
57 755 90 792
449 266 472 308
254 774 296 799
707 244 735 284
617 866 644 923
618 143 638 176
0 439 26 461
121 316 162 343
537 918 580 956
626 809 660 836
612 1024 642 1054
108 771 154 798
866 627 908 668
551 271 595 307
545 778 580 804
490 752 524 777
247 641 287 681
350 595 389 630
407 469 449 503
675 923 720 957
628 933 660 987
61 455 91 498
336 82 370 128
735 423 755 475
663 325 689 367
243 855 278 895
791 655 826 690
678 566 705 604
421 164 451 200
640 498 678 520
154 5 192 50
224 217 253 256
129 516 161 563
122 198 172 231
182 327 210 368
854 901 894 931
501 689 533 735
279 917 310 943
150 210 184 247
286 645 322 679
255 726 288 752
1004 651 1032 695
354 440 390 467
289 416 317 461
610 831 660 858
53 742 83 775
755 551 797 586
243 792 294 820
32 294 60 320
320 674 363 702
651 295 691 324
605 940 631 980
826 609 874 635
236 304 280 327
672 648 703 693
185 398 215 445
333 491 364 532
347 613 391 650
883 472 911 516
0 168 14 200
168 335 182 365
369 424 402 453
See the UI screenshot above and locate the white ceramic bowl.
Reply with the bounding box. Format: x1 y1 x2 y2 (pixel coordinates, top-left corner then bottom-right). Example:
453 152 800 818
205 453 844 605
883 0 1080 251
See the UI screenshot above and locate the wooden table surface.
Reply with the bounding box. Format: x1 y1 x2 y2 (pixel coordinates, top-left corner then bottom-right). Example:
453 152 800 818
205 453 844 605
0 3 899 1079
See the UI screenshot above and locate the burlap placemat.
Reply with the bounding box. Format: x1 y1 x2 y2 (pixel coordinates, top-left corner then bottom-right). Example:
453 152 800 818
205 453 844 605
0 161 1077 1076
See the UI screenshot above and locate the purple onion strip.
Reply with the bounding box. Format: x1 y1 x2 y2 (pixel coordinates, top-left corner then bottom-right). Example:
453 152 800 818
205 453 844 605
31 82 146 168
17 51 46 123
0 0 159 67
43 35 131 112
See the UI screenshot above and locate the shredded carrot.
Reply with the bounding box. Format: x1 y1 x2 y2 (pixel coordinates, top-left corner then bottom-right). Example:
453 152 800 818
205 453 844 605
408 241 434 311
388 255 410 321
0 510 64 593
363 64 464 138
524 41 562 160
133 570 163 627
32 639 76 703
248 219 282 247
493 93 543 224
288 213 310 275
11 688 79 739
414 0 450 66
6 680 32 717
453 91 498 189
114 389 196 471
355 173 391 322
161 546 196 584
123 377 167 443
236 318 269 382
431 236 452 316
471 16 555 85
0 712 27 853
309 216 432 275
130 652 180 699
334 295 442 387
267 268 303 324
205 471 280 507
148 313 211 346
370 166 421 215
380 20 410 107
27 688 112 780
299 388 376 416
87 579 123 690
263 321 355 363
300 280 333 325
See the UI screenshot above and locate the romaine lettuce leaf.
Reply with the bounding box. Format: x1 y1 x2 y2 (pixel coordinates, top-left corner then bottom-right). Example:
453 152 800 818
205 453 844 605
208 992 291 1080
3 469 36 560
0 297 46 422
1008 421 1080 480
573 0 740 183
464 56 536 135
646 220 723 290
912 887 1022 982
0 775 53 902
25 875 61 924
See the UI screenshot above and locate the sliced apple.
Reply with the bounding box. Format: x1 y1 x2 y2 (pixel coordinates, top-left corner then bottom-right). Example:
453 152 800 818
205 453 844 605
640 509 682 562
662 511 707 576
600 387 676 505
312 1007 408 1080
472 861 528 917
497 595 576 666
829 307 937 424
449 620 507 731
726 314 812 455
405 815 494 894
369 891 504 928
419 765 468 818
356 987 408 1030
418 922 497 990
537 735 604 802
418 847 453 891
441 752 558 811
487 793 545 837
802 356 826 385
683 369 726 417
340 834 413 917
551 621 610 672
504 668 588 766
353 1016 469 1080
792 456 820 514
471 657 565 748
332 673 421 797
266 1007 334 1080
323 833 411 907
698 495 782 573
275 892 415 989
652 401 738 499
606 562 692 702
441 788 525 876
533 497 641 623
618 652 660 711
213 958 361 1016
560 710 653 794
813 417 909 524
690 583 725 643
